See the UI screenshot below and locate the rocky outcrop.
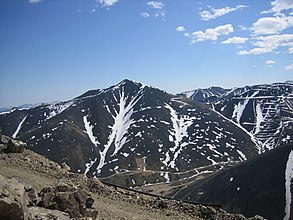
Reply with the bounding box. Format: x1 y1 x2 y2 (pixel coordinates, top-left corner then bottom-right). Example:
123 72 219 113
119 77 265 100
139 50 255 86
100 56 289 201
0 174 30 220
38 185 98 219
0 135 26 153
0 173 98 220
6 139 26 153
0 141 98 220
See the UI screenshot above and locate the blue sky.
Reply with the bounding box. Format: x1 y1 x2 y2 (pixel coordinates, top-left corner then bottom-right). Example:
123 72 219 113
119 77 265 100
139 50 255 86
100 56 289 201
0 0 292 106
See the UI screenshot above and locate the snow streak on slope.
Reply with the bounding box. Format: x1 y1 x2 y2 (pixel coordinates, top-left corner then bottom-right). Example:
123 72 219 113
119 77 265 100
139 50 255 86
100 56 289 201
232 98 249 124
83 115 100 147
85 158 97 175
254 102 264 134
163 103 195 170
232 91 259 124
284 149 293 220
96 85 144 174
12 115 27 138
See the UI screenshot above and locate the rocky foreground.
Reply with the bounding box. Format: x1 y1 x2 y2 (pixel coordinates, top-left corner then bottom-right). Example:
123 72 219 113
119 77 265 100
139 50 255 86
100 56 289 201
0 135 264 220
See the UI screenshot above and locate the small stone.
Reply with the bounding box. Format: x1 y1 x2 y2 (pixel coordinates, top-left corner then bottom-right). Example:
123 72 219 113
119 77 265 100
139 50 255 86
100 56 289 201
25 187 38 206
157 200 168 209
86 197 94 208
24 157 30 162
0 135 10 144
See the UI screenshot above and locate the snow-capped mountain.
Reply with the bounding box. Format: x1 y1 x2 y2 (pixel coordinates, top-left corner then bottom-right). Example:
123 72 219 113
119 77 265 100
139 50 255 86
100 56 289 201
181 82 293 153
0 80 258 181
180 87 229 103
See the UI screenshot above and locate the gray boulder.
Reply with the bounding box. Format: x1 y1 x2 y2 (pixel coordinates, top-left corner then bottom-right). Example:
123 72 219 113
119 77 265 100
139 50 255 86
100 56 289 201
0 174 30 220
28 206 71 220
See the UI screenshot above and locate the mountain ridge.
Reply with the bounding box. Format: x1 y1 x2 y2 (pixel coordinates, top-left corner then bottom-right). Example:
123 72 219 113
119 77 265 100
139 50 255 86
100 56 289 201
0 79 258 182
180 81 293 152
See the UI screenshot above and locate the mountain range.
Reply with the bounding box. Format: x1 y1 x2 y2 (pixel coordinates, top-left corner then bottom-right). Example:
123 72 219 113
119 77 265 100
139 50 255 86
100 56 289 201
0 79 257 179
0 79 292 219
180 81 293 152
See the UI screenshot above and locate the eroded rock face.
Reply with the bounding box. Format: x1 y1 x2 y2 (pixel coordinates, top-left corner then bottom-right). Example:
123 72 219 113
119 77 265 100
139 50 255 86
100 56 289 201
0 174 30 220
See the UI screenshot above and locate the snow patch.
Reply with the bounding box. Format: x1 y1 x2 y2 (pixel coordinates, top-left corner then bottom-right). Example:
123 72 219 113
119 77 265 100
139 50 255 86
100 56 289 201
46 101 73 121
121 152 129 157
84 158 97 175
236 149 247 161
207 156 217 165
83 115 100 146
162 103 195 169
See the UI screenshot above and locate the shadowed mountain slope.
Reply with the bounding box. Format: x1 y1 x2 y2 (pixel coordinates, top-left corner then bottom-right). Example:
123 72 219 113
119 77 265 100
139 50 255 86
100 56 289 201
173 143 293 220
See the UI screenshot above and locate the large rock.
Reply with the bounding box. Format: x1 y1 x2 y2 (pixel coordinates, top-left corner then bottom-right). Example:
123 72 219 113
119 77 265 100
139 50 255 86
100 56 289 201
38 184 98 219
0 174 30 220
28 206 71 220
6 139 26 153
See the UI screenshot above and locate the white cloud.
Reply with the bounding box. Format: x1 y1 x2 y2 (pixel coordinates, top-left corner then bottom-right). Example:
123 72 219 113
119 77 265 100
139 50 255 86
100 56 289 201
222 36 248 44
239 34 293 55
285 63 293 70
289 47 293 53
140 12 150 18
189 24 233 43
200 5 246 21
251 16 293 35
271 0 293 13
143 1 166 18
28 0 43 3
99 0 119 7
253 34 293 48
176 26 186 32
266 60 276 65
147 1 164 10
238 47 273 55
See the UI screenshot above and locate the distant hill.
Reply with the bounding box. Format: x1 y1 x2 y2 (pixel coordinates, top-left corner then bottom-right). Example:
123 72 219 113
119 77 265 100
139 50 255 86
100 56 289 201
180 87 229 103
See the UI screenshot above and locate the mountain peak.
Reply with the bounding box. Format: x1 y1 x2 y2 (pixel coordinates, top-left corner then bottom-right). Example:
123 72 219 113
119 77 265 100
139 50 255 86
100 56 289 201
116 79 145 88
